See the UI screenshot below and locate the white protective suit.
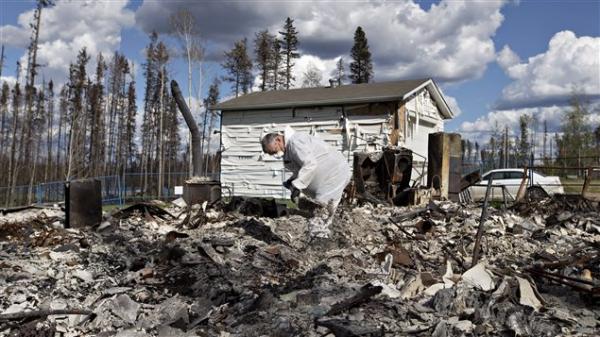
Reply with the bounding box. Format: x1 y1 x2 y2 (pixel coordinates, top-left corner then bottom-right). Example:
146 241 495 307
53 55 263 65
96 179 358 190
283 126 351 210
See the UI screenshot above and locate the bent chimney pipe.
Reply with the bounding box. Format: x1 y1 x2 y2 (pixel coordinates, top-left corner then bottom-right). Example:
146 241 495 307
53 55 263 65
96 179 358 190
171 80 202 177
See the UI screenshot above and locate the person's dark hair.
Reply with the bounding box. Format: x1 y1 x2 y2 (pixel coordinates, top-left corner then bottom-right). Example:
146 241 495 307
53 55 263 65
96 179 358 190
261 133 280 153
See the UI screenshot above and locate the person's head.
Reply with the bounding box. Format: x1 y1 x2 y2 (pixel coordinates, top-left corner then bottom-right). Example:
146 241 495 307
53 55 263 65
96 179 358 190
261 133 285 156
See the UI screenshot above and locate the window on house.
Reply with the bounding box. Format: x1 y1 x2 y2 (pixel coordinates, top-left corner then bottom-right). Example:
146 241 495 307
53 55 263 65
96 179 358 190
407 119 415 140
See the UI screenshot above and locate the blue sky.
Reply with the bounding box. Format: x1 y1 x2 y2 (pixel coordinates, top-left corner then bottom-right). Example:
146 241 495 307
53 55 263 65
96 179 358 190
1 0 599 146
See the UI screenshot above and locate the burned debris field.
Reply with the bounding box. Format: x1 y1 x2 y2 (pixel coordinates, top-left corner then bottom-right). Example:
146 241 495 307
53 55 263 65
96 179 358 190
1 1 599 337
1 192 598 336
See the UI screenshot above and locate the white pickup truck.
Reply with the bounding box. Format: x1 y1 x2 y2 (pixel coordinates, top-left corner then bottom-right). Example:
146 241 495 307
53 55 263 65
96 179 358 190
469 168 564 201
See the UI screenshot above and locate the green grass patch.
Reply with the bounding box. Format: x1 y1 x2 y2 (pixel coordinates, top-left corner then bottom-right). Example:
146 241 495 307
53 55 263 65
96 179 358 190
102 204 130 212
560 178 600 194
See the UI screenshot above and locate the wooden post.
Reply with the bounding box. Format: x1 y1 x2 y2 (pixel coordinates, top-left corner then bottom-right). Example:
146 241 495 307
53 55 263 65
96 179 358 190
472 176 494 267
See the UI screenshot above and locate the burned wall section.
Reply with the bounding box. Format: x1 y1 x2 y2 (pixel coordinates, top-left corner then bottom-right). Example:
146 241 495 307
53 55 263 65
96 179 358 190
353 148 413 206
428 132 462 202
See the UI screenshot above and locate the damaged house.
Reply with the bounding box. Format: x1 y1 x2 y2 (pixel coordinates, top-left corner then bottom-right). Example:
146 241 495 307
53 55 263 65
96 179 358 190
213 78 454 198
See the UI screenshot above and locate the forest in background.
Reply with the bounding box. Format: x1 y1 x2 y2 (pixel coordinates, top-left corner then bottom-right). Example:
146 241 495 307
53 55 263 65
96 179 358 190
0 1 598 207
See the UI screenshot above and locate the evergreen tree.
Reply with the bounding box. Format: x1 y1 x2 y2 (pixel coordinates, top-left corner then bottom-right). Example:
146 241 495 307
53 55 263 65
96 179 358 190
65 48 90 179
106 52 130 177
155 41 169 197
88 53 106 177
518 114 530 166
543 120 548 161
594 125 600 164
222 38 253 97
279 17 299 89
466 140 473 162
0 45 5 80
488 136 496 169
254 30 273 92
203 78 220 175
0 82 9 166
125 80 137 171
140 32 159 193
269 38 283 90
55 85 68 180
349 26 373 84
6 83 22 206
43 80 54 181
165 96 181 189
557 94 595 169
27 84 46 203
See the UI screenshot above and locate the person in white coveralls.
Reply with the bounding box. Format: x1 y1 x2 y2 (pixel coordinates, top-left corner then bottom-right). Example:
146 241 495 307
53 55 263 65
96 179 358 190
260 126 351 242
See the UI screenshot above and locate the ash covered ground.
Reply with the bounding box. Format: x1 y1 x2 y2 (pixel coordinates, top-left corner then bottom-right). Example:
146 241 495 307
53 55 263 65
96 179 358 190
1 196 598 337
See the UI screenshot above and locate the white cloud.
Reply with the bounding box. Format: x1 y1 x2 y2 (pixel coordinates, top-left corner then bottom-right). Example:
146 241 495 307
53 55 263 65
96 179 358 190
496 45 521 74
443 95 463 117
292 54 340 87
250 54 340 91
0 25 29 48
496 31 600 109
459 101 600 146
0 0 135 84
135 0 508 84
0 76 17 87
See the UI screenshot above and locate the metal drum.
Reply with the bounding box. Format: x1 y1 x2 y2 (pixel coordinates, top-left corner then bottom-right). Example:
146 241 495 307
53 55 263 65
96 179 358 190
183 180 222 206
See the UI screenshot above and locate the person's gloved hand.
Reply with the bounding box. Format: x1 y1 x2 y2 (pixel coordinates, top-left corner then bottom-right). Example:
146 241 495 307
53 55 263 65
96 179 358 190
283 178 300 203
282 178 293 190
290 187 300 203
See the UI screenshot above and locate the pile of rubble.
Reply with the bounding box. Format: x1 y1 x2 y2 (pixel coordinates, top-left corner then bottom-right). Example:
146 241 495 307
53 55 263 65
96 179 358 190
1 196 598 336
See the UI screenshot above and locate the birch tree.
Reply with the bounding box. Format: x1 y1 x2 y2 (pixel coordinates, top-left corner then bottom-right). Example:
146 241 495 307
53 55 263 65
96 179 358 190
332 57 345 86
301 62 322 88
170 9 202 177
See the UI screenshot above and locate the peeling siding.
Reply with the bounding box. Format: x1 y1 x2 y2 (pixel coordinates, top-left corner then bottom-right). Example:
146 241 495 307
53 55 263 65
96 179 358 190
220 88 446 198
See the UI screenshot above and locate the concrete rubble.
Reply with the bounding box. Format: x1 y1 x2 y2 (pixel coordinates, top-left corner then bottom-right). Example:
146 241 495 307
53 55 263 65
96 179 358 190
1 196 598 336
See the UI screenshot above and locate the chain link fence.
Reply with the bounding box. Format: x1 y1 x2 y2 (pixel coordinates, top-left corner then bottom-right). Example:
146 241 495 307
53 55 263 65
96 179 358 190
0 172 220 208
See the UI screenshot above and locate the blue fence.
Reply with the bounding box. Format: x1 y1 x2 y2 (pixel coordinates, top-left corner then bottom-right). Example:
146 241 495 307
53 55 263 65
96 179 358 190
0 172 220 208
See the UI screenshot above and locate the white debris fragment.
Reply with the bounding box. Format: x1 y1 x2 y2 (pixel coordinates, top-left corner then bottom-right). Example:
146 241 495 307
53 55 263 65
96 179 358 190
442 260 456 286
424 283 451 296
461 263 495 291
111 294 140 324
515 276 544 311
371 280 401 299
2 302 31 315
448 317 475 333
97 220 112 231
171 197 187 208
73 269 94 283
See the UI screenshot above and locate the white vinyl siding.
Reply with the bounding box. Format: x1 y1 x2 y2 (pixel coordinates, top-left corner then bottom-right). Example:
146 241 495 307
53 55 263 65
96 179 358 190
220 88 447 198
